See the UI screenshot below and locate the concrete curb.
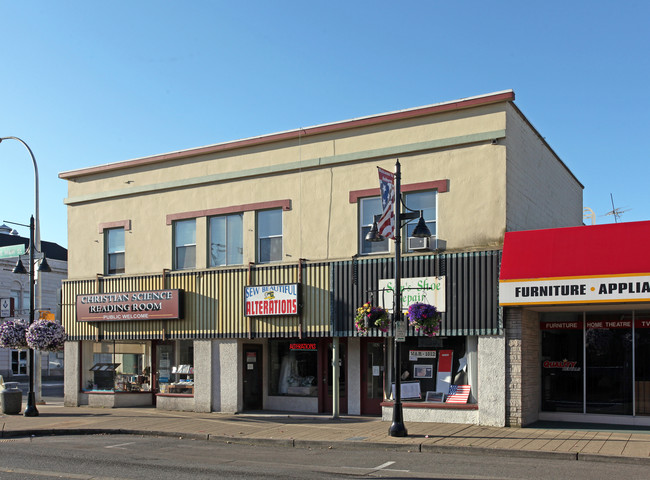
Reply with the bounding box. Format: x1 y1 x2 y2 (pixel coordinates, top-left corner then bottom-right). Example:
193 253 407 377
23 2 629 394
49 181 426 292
421 443 577 461
577 453 650 465
3 427 650 466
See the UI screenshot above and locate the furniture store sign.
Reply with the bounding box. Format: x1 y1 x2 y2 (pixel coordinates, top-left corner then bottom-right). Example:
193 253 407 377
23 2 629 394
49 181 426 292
76 289 183 322
500 274 650 306
244 283 300 316
379 276 445 312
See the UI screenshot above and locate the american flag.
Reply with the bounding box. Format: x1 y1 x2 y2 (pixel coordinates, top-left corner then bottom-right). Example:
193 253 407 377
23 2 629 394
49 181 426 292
377 167 395 239
446 385 471 404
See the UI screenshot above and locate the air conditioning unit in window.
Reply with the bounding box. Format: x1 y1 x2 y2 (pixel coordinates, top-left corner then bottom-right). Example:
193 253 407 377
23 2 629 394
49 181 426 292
408 235 437 251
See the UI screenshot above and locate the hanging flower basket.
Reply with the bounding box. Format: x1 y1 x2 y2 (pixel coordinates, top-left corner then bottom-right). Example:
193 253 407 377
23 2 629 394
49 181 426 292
407 302 441 337
0 319 28 349
355 303 390 334
26 320 67 352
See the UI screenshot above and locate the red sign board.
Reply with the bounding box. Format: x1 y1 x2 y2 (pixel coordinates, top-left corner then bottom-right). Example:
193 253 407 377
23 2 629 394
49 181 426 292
76 290 183 322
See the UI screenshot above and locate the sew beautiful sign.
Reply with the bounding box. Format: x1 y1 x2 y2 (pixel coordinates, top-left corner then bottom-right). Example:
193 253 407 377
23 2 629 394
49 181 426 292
244 284 300 316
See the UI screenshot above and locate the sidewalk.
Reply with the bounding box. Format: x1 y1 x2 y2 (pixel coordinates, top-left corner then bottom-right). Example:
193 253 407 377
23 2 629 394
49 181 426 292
2 402 650 465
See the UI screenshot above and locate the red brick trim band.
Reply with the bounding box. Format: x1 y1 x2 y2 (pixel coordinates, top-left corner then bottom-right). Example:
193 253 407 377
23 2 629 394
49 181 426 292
166 199 291 225
349 180 449 203
98 220 132 234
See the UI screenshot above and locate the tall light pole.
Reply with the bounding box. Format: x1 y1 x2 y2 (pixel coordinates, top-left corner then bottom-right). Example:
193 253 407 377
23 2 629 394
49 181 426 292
366 159 432 437
0 136 44 411
7 217 50 415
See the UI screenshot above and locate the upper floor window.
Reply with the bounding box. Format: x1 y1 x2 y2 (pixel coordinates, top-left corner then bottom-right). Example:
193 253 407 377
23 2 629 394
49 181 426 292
105 228 125 275
359 197 389 255
174 219 196 270
209 213 243 266
10 290 29 316
404 191 436 252
257 209 282 263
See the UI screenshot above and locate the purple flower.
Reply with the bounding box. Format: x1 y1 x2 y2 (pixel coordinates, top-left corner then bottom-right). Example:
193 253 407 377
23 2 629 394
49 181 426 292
0 319 28 349
407 302 441 337
26 320 66 352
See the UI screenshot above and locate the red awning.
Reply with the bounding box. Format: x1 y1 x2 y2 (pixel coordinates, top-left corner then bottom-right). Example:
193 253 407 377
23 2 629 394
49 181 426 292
500 220 650 281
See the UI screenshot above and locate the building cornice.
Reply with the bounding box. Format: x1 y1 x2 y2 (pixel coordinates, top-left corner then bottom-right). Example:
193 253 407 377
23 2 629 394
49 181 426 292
59 90 515 180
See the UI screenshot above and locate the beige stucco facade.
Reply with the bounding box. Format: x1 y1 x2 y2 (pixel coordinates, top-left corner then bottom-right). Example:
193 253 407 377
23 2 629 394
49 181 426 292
62 93 582 279
59 90 583 425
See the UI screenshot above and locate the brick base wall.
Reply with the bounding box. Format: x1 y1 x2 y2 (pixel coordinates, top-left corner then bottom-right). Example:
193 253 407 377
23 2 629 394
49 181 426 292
505 308 540 426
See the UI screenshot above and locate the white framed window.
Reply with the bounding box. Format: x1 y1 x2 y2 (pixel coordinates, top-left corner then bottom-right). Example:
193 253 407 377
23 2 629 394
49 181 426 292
174 219 196 270
404 190 436 252
11 350 27 375
257 209 282 263
105 227 125 275
359 197 389 255
209 213 243 266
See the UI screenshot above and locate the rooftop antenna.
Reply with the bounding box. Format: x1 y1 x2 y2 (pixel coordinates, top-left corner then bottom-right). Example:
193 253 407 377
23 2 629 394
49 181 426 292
603 193 631 223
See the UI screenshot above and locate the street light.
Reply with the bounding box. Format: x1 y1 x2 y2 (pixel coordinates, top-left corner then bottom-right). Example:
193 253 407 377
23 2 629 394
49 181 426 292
6 216 51 416
0 136 45 414
366 159 432 437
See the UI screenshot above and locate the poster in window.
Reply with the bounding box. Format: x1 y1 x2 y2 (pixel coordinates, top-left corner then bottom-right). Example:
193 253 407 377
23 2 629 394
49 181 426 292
413 364 433 379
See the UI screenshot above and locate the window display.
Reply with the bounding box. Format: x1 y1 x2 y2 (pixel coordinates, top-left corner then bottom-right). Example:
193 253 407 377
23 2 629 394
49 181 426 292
396 336 475 403
82 341 151 392
156 340 194 395
269 340 317 396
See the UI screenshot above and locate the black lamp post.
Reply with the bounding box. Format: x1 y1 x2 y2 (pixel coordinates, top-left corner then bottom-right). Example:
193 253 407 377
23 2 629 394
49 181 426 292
366 159 432 437
7 216 51 416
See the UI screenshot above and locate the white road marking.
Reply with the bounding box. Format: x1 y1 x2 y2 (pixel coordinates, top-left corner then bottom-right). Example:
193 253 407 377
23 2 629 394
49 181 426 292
105 441 136 449
374 461 396 469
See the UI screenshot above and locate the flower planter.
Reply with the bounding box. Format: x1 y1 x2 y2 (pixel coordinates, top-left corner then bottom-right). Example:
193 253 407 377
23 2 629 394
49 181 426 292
355 303 390 334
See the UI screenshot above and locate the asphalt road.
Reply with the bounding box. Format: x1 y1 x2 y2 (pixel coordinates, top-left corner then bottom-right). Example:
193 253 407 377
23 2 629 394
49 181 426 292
15 378 63 404
1 434 649 480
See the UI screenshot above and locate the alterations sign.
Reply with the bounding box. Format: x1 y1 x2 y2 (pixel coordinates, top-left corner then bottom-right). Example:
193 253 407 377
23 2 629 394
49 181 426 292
244 283 300 316
76 289 183 322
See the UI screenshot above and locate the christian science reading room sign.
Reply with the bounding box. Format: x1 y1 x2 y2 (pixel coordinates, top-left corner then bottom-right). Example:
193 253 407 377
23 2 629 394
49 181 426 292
244 283 300 316
499 275 650 306
76 290 182 322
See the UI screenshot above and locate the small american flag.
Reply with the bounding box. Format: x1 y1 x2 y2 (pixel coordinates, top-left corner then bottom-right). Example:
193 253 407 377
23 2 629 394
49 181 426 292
446 385 470 404
377 167 395 239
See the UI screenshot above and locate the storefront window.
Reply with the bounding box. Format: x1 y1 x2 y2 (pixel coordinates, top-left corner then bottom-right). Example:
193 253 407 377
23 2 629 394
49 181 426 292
396 336 475 403
585 313 633 415
156 340 194 395
541 311 650 417
82 341 151 392
635 312 650 415
541 313 583 413
268 340 318 396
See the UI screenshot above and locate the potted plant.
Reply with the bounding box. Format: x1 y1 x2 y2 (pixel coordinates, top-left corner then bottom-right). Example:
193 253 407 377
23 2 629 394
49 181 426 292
407 302 441 337
0 319 28 349
355 302 390 333
26 320 66 352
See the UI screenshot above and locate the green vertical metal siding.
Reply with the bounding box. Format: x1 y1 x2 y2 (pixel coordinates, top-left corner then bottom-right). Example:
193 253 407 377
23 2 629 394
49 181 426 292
331 250 502 337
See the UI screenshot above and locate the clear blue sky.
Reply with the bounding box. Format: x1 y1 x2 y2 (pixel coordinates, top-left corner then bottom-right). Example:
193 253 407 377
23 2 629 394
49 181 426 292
1 1 648 248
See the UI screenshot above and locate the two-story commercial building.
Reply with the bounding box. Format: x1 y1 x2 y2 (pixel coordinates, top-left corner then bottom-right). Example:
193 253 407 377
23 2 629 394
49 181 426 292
0 224 68 383
59 90 583 426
